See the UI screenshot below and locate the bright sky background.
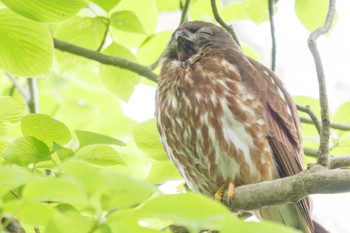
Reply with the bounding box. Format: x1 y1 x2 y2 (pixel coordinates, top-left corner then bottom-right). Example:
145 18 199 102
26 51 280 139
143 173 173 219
123 1 350 232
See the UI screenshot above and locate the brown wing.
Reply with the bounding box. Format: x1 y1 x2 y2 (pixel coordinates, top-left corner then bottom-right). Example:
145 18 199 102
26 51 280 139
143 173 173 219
224 47 313 231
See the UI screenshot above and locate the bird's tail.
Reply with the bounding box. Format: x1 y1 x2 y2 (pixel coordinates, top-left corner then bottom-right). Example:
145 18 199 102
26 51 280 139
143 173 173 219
259 203 313 233
313 220 330 233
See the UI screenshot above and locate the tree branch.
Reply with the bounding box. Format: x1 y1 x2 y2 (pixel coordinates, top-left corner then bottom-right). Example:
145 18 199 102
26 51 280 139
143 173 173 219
210 0 240 46
300 116 350 131
329 155 350 169
308 0 336 166
27 78 39 113
6 73 29 100
268 0 276 71
224 164 350 211
53 38 158 83
296 104 322 134
179 0 190 26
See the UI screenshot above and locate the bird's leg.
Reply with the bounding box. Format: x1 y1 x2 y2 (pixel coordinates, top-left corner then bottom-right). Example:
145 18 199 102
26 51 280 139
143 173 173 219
214 184 226 201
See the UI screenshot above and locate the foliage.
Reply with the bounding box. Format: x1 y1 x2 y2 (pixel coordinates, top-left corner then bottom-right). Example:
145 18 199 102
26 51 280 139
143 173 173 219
0 0 346 232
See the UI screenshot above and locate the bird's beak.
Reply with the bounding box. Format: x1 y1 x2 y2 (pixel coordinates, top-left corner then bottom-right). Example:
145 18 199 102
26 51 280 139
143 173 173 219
175 30 198 62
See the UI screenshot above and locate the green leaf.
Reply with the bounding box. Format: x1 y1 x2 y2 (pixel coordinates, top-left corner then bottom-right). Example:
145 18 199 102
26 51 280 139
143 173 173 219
294 96 321 118
55 16 108 70
45 212 95 233
331 145 350 156
221 218 299 233
0 140 9 157
0 9 53 76
76 130 125 147
0 96 25 122
241 43 261 61
146 160 181 183
110 10 145 34
156 0 179 11
52 143 74 161
21 114 71 147
91 0 121 12
0 165 36 189
23 177 86 204
295 0 329 31
100 171 157 210
1 0 86 22
243 0 269 23
133 119 167 161
136 193 232 231
75 144 126 166
137 31 172 66
334 101 350 124
221 2 246 21
0 121 6 136
3 200 56 226
100 43 140 101
2 136 51 166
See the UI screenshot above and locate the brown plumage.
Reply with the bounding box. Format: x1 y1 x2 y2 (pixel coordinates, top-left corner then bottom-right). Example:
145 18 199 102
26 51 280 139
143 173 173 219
156 21 328 233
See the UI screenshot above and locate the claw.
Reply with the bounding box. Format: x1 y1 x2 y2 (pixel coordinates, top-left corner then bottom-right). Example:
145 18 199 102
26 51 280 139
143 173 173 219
214 184 226 201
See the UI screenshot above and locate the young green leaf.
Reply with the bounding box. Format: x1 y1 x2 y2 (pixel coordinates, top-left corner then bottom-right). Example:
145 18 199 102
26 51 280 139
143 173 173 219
100 43 140 101
75 144 126 166
110 11 145 34
295 0 329 32
1 0 86 22
146 160 181 184
135 193 232 231
21 114 71 147
23 177 86 204
91 0 121 12
76 130 125 147
3 136 51 166
0 96 25 123
221 218 299 233
334 101 350 124
3 200 56 226
133 119 168 161
0 9 53 76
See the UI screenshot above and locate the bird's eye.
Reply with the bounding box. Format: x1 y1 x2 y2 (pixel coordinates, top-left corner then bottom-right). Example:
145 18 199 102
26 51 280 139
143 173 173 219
198 30 213 36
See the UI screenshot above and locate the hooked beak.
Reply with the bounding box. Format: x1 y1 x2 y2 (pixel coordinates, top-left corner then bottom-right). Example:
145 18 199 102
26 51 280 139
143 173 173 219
175 30 198 62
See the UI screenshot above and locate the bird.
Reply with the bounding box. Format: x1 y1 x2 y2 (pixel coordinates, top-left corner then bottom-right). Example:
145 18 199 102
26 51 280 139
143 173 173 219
156 20 328 233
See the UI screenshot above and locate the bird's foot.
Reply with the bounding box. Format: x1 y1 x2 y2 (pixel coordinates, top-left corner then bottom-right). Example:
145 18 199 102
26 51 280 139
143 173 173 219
214 182 235 202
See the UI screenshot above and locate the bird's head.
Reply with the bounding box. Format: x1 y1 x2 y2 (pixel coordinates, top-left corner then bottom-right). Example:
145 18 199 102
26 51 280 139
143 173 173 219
165 21 235 62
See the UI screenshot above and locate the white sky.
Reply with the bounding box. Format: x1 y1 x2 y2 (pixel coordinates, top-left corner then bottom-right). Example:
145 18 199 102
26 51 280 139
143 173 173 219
123 1 350 232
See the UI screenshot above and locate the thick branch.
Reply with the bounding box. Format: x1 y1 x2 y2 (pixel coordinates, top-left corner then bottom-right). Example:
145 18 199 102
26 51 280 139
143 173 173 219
224 165 350 211
308 0 336 166
53 39 158 83
210 0 240 46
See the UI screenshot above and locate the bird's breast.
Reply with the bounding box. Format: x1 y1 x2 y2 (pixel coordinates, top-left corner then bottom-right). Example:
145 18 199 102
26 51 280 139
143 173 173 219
157 57 277 195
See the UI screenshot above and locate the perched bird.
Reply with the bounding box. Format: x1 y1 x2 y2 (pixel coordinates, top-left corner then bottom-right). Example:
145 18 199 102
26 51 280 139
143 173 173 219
156 20 328 233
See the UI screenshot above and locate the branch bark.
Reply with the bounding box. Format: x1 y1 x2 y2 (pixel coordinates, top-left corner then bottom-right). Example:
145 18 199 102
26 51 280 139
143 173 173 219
210 0 240 46
308 0 336 166
53 39 158 83
268 0 276 71
224 164 350 211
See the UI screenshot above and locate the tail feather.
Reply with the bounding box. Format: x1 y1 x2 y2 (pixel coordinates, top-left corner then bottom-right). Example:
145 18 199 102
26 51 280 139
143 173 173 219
313 220 330 233
259 203 313 233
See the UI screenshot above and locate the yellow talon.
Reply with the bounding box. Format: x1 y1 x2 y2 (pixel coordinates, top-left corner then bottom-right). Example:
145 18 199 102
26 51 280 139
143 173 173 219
214 184 226 201
227 182 235 199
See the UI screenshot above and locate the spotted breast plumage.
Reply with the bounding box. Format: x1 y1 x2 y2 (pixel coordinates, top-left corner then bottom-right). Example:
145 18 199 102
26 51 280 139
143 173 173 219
156 20 328 233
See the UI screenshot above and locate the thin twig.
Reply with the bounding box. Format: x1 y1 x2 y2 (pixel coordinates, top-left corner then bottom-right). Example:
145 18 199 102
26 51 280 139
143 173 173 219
308 0 336 166
296 104 321 134
268 0 276 71
210 0 240 46
179 0 190 26
27 78 39 113
54 38 158 83
97 19 110 52
300 116 350 131
6 73 29 100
